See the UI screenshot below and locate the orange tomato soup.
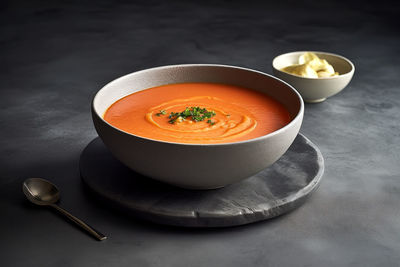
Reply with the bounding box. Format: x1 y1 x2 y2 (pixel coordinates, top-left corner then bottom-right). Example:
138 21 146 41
103 83 291 144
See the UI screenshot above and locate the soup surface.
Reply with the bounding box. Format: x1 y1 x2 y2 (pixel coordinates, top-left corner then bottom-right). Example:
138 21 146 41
103 83 291 144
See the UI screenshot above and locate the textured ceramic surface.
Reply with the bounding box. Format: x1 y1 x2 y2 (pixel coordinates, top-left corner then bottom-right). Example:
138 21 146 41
92 64 304 189
272 51 355 103
80 134 324 227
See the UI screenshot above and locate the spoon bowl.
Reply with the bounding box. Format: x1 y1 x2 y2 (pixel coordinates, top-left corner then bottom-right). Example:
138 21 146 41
23 178 60 205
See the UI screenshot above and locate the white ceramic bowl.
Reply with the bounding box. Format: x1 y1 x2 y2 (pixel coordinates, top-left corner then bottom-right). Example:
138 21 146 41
92 64 304 189
272 51 355 103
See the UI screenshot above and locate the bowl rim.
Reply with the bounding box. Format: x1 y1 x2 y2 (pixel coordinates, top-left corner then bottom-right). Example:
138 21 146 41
272 51 355 80
92 63 304 147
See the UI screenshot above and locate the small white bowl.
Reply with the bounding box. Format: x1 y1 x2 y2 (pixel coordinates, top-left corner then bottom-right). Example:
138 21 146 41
272 51 355 103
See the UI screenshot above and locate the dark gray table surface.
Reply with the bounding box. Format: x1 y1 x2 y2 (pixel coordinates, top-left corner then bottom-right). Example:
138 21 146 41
1 1 399 266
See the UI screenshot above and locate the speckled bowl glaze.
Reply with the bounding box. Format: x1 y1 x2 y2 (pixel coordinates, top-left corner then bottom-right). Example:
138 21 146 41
272 51 355 103
92 64 304 189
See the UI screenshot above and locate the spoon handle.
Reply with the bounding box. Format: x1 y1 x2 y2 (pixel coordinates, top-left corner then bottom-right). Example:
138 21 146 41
50 204 107 241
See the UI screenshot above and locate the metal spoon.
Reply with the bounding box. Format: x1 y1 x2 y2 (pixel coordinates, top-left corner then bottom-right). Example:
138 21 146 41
23 177 107 241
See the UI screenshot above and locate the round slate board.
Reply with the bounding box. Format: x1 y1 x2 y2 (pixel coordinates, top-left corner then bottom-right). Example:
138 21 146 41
80 134 324 227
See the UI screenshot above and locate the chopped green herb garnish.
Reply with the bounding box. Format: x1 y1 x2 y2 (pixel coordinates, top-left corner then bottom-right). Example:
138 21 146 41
156 109 167 116
167 106 216 125
207 119 216 125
